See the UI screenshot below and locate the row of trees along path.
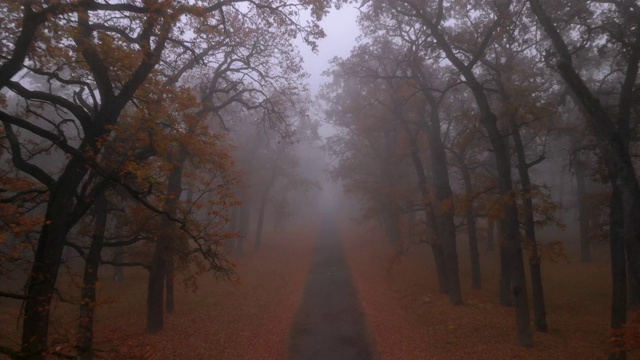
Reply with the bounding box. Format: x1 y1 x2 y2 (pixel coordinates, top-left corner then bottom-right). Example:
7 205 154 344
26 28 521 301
323 1 640 359
0 1 333 359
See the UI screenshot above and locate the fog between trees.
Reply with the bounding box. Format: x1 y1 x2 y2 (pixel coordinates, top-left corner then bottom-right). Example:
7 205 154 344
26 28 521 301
0 1 639 359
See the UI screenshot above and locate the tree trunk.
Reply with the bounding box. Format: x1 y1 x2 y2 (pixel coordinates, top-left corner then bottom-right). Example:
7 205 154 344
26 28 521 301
78 193 108 359
431 242 448 294
237 200 250 256
112 216 125 282
510 118 548 332
146 239 166 333
499 222 513 307
461 167 481 290
255 170 277 251
529 0 640 316
487 217 495 251
21 159 92 358
401 117 449 295
147 148 185 332
409 13 532 343
610 183 627 360
425 103 462 305
165 253 175 314
575 157 591 263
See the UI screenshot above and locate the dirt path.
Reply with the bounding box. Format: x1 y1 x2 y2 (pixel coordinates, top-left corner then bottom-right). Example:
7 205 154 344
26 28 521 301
287 219 376 360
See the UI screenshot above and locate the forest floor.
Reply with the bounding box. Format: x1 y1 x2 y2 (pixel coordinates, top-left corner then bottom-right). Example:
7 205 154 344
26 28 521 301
342 224 638 360
2 219 636 359
0 222 318 360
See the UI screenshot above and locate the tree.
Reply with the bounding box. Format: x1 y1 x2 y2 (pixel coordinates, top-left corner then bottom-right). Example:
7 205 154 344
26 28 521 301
366 0 533 346
526 1 640 356
0 0 334 356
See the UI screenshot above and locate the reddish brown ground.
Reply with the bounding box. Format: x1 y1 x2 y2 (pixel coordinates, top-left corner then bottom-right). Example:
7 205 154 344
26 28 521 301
0 224 316 359
342 224 638 360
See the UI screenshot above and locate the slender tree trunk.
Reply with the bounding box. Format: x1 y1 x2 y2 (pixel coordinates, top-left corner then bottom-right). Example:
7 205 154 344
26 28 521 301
510 118 548 332
487 217 495 251
460 167 481 290
255 170 278 251
401 117 449 295
610 183 627 360
229 202 240 254
425 104 462 305
432 242 448 294
575 158 591 263
146 239 166 333
78 193 108 359
112 246 125 282
381 201 403 251
499 221 513 307
237 200 250 256
165 254 175 314
147 148 185 332
112 214 125 282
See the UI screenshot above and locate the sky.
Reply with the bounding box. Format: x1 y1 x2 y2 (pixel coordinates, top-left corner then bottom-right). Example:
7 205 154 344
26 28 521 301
296 4 361 96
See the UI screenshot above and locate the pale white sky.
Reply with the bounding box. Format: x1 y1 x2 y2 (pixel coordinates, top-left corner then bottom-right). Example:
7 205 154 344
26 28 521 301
296 4 361 96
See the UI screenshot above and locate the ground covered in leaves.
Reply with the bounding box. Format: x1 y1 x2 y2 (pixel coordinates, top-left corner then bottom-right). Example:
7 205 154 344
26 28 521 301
342 224 635 360
0 224 316 359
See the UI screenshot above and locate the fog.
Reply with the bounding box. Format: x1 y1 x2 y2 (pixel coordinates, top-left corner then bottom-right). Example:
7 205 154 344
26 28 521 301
0 1 638 359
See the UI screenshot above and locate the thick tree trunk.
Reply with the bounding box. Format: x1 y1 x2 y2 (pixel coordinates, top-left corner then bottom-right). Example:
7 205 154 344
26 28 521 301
21 159 92 358
510 118 548 332
78 193 108 359
575 158 591 263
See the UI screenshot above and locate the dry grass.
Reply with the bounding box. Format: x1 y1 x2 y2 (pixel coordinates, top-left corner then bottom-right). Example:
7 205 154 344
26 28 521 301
0 223 316 359
342 224 636 360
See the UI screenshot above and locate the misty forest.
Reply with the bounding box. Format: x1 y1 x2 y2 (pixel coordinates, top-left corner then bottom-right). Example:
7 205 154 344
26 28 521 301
0 0 639 359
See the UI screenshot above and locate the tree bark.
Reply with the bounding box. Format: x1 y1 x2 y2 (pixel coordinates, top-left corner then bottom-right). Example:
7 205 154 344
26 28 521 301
510 118 547 332
424 103 462 304
255 168 278 251
147 148 185 332
21 158 93 358
529 0 640 313
460 166 481 290
498 221 513 307
78 193 108 359
396 3 532 343
401 117 449 295
610 183 627 360
487 217 495 251
575 157 591 263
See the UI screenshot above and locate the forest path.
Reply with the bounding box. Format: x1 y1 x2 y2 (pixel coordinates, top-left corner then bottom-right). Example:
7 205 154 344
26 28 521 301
287 218 376 360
